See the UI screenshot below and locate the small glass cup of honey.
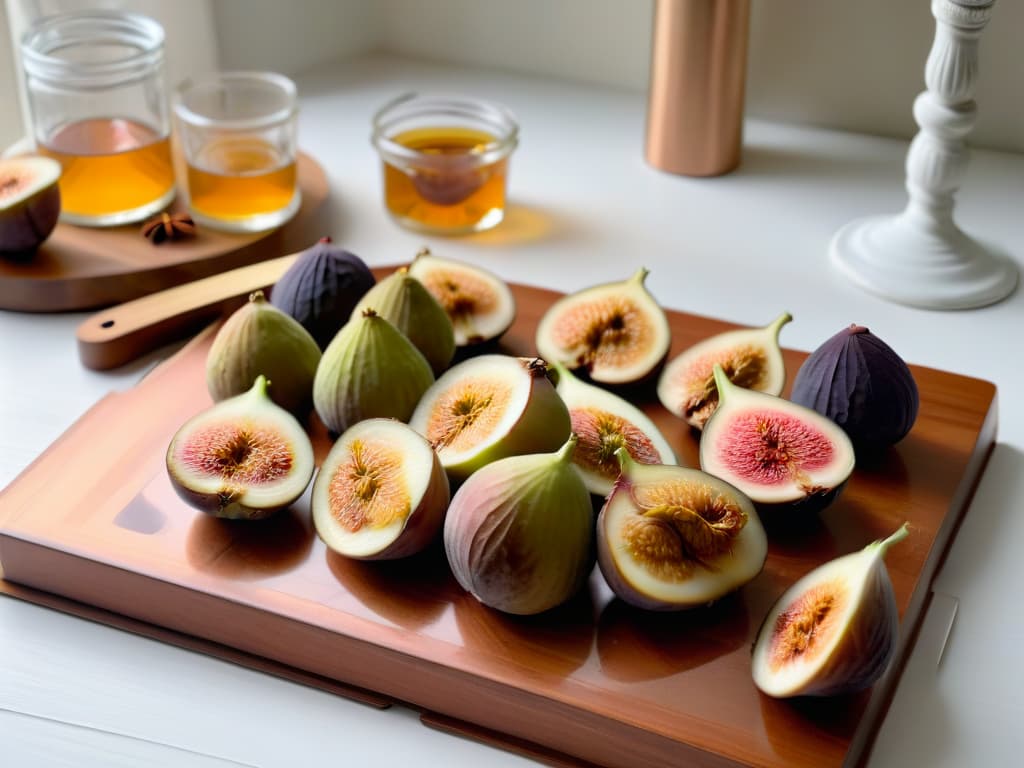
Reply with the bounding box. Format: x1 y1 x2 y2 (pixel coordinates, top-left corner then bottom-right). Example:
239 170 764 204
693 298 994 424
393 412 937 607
174 72 300 233
371 93 519 235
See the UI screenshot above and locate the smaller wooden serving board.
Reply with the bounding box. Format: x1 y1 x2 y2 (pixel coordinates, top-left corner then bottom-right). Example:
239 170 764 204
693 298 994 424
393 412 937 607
0 278 998 768
0 152 329 313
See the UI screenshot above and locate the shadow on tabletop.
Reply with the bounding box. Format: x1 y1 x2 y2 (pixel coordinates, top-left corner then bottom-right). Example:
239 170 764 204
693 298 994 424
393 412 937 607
186 506 314 580
734 141 899 184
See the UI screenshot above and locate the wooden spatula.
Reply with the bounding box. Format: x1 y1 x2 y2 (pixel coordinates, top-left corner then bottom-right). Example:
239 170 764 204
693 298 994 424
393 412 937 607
76 253 300 370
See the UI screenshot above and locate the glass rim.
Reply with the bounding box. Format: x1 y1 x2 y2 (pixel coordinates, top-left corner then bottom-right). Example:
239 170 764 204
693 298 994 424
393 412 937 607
371 92 519 168
174 71 298 131
21 10 165 86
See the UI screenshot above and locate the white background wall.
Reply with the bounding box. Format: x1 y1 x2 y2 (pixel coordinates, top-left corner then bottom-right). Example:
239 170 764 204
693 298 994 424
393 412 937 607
2 0 1023 153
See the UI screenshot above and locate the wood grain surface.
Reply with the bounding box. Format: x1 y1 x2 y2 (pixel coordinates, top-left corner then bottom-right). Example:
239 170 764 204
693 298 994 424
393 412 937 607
0 278 998 768
0 152 330 313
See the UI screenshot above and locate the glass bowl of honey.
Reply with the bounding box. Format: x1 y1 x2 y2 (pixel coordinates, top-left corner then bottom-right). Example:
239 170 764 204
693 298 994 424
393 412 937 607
371 93 519 235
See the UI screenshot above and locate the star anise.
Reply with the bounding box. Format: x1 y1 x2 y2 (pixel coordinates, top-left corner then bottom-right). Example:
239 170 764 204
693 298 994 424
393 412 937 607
141 212 196 244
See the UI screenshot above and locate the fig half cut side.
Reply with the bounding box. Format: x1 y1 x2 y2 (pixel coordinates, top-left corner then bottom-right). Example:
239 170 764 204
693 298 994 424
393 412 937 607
700 365 855 512
657 312 792 430
597 451 767 611
407 248 516 347
552 361 676 496
312 418 450 560
166 375 315 520
0 155 61 255
752 523 910 697
408 354 570 481
535 268 671 385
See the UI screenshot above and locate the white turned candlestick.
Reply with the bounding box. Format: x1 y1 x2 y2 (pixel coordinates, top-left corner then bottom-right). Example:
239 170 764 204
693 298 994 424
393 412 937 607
830 0 1017 310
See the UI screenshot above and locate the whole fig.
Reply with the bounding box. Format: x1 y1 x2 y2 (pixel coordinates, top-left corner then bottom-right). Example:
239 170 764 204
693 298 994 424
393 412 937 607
271 237 376 348
791 325 919 452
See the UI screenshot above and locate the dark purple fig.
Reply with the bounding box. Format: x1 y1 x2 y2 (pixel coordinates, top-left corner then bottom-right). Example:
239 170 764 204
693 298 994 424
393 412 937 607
0 156 61 255
270 237 376 348
791 325 919 452
751 523 909 697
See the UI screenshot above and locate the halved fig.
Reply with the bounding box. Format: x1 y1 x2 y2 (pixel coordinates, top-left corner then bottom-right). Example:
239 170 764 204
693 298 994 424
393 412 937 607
312 418 449 560
0 156 61 255
657 312 792 430
406 248 516 346
700 365 855 512
552 361 676 496
166 375 315 520
597 450 767 610
408 355 570 481
752 524 910 697
535 268 671 385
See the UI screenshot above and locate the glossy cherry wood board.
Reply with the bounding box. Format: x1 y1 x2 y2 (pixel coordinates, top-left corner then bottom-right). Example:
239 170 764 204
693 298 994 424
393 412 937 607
0 152 329 312
0 279 997 768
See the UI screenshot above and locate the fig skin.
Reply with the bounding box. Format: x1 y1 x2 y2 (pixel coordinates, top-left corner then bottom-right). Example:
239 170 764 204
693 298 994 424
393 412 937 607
351 268 456 375
270 237 376 349
206 291 322 416
751 524 909 698
312 419 450 560
166 376 315 520
444 435 594 615
791 325 919 453
313 309 434 434
0 156 61 255
596 451 767 611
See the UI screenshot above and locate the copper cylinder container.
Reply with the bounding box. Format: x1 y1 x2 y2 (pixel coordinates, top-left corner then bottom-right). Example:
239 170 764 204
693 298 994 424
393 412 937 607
645 0 751 177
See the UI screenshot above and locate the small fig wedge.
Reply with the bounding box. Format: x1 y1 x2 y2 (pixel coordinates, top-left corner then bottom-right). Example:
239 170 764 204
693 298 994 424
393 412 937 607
597 451 767 611
658 312 791 430
0 155 61 255
791 325 919 453
752 524 910 697
409 355 570 481
552 361 676 496
535 268 671 385
352 267 456 374
271 237 376 349
312 419 449 560
407 248 516 347
207 290 322 416
166 375 315 520
700 365 855 512
444 435 593 615
313 309 434 434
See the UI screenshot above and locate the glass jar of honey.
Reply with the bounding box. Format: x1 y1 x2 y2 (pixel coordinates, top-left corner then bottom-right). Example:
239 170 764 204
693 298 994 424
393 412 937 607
21 10 176 227
371 93 519 235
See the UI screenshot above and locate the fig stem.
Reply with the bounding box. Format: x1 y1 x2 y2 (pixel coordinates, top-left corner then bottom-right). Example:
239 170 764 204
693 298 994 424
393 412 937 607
768 311 793 340
869 522 910 558
629 267 650 286
614 446 637 475
249 290 267 304
251 374 270 398
711 363 734 401
556 433 579 463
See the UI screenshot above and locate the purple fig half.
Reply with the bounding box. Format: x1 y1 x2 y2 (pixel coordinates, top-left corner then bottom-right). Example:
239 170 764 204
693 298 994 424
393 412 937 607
0 156 61 255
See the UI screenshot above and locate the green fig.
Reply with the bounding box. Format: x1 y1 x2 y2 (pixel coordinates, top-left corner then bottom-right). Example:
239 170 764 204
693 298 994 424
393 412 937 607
313 309 434 433
206 290 322 416
351 267 455 375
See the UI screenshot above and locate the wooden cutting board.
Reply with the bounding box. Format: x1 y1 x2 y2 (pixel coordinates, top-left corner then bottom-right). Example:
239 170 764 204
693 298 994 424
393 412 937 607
0 152 329 312
0 278 997 768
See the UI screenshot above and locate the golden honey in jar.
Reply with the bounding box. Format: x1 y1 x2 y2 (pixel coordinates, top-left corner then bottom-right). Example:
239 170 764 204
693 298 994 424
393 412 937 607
21 11 176 226
373 95 519 235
